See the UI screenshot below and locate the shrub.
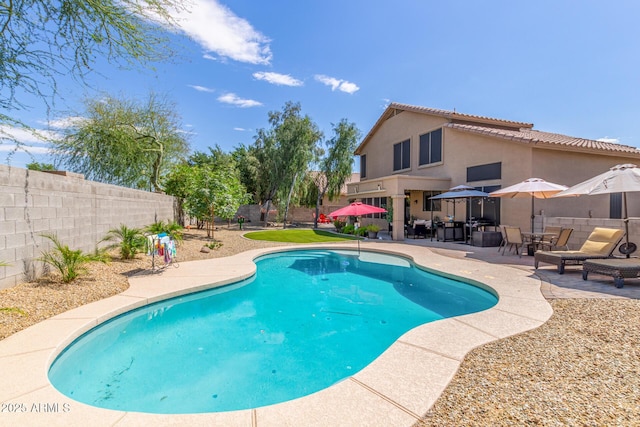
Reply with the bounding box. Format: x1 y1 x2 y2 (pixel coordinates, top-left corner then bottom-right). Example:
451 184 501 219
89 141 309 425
104 225 146 260
145 220 184 243
366 224 381 233
342 224 355 235
205 240 223 250
333 219 346 232
355 227 368 237
39 233 109 283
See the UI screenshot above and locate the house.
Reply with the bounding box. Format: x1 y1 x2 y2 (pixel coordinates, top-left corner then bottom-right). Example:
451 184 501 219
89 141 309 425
351 102 640 240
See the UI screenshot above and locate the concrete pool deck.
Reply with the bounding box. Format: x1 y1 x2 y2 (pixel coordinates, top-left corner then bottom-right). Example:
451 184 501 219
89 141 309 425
1 239 636 426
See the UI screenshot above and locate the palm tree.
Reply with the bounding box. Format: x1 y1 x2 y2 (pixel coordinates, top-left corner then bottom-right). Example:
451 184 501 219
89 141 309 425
104 225 146 260
39 234 109 283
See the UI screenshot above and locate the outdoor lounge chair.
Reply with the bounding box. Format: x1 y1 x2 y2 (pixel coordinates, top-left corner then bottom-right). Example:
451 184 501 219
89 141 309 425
582 258 640 288
534 227 625 274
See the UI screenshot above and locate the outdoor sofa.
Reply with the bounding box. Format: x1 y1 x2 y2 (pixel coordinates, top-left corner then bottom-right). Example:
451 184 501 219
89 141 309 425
534 227 625 274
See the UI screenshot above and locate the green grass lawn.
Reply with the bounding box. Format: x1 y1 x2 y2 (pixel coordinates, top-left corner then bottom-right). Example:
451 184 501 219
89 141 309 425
243 228 359 243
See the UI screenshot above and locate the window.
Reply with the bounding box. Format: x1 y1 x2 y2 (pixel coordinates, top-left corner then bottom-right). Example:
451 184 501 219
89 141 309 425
393 139 410 171
362 197 387 219
610 193 622 219
419 128 442 166
423 191 442 212
467 162 501 182
360 155 367 179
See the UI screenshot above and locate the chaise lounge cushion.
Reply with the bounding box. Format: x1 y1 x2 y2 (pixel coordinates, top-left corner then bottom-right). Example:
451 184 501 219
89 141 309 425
579 227 625 254
534 227 625 274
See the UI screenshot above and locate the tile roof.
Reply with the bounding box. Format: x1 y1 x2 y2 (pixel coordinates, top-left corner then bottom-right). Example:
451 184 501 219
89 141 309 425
356 102 640 157
447 123 640 155
388 102 533 129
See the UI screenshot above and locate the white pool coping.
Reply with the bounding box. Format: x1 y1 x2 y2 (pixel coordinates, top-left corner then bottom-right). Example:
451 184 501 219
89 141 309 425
0 242 552 426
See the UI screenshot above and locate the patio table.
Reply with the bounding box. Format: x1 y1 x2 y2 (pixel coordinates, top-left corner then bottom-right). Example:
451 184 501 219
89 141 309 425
521 232 557 254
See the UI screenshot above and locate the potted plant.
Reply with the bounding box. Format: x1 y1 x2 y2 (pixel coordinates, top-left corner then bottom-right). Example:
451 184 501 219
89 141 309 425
366 224 381 239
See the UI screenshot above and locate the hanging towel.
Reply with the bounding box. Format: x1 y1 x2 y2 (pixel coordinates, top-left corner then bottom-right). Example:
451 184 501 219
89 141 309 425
146 234 158 255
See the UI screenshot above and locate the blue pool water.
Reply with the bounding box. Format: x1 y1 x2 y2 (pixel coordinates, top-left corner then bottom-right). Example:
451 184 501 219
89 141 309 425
49 249 497 414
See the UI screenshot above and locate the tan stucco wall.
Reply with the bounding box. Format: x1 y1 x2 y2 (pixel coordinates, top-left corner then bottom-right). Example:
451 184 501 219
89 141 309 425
358 111 450 180
353 108 640 239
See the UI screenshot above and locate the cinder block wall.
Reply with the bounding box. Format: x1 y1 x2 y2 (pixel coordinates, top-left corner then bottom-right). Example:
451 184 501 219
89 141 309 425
0 165 176 289
544 217 638 251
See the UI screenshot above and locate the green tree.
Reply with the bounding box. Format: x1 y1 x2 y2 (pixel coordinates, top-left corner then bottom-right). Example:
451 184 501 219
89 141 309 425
26 162 56 171
254 102 322 228
314 119 360 228
52 92 189 192
163 162 195 226
0 0 183 149
164 149 249 238
231 144 260 203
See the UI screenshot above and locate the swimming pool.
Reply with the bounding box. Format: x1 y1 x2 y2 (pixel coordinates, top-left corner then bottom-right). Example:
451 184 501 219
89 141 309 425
48 249 497 414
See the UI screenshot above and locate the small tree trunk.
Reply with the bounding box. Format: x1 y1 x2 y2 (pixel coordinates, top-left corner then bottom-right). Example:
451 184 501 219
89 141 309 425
282 174 298 229
208 202 215 239
263 200 271 227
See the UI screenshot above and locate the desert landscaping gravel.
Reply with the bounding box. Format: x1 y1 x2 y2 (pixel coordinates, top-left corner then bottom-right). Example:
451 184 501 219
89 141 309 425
1 226 638 426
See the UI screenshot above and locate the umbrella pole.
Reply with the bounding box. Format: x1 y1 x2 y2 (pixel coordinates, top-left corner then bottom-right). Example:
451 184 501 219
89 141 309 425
531 195 535 233
430 199 434 241
465 197 469 244
624 192 630 258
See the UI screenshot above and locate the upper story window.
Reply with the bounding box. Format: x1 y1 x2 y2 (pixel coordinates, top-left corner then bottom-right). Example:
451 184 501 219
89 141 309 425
467 162 501 182
393 139 410 171
360 155 367 178
419 128 442 166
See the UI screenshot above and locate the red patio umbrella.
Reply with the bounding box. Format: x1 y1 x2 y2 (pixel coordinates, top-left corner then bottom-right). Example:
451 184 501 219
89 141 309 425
329 202 387 218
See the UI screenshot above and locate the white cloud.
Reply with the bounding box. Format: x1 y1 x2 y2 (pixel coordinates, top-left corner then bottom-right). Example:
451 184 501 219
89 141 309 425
45 116 86 129
253 71 303 87
337 81 359 94
189 84 216 93
1 125 58 144
234 127 246 131
597 136 620 144
217 93 262 108
0 144 50 154
0 125 53 156
314 74 360 94
168 0 272 65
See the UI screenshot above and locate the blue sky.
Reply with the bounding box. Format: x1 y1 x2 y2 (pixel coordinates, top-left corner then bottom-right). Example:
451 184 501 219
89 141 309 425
4 0 640 169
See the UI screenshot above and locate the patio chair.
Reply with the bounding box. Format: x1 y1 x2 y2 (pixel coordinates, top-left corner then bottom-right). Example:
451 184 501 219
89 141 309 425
539 227 573 251
534 227 625 274
502 226 526 257
497 225 508 252
407 224 426 238
539 226 562 247
318 213 331 224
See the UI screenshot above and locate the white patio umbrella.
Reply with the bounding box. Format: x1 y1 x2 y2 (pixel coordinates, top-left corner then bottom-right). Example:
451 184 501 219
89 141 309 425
489 178 568 232
553 163 640 255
